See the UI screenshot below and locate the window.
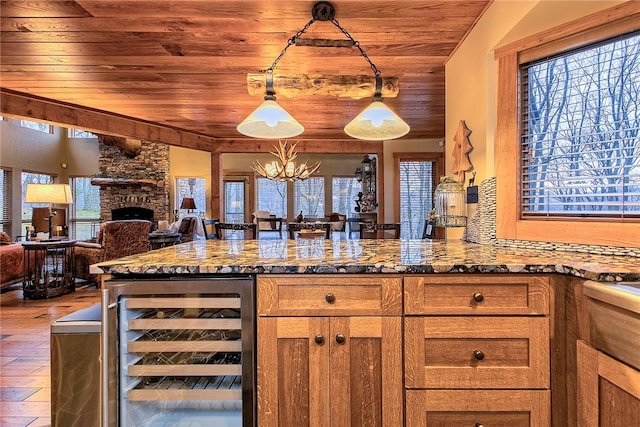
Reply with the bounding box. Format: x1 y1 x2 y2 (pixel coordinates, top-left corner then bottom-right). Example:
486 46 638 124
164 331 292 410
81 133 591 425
20 119 52 134
175 177 206 217
395 153 443 239
400 161 435 239
0 168 11 234
331 177 360 216
294 177 325 218
256 178 287 218
521 32 640 218
224 181 245 223
495 9 640 247
70 177 100 240
68 128 95 138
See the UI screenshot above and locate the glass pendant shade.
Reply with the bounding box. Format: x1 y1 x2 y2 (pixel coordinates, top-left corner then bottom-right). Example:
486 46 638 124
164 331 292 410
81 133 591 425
344 100 410 141
237 99 304 139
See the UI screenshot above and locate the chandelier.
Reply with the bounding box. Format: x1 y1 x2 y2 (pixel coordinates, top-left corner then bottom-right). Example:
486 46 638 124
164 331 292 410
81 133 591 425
251 140 321 182
236 1 410 141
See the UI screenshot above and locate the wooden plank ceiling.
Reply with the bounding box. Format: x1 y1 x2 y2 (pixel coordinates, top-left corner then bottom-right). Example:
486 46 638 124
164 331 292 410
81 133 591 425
0 0 490 147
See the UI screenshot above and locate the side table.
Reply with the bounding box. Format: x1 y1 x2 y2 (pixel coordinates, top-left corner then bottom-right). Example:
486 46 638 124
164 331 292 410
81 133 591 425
21 240 76 299
148 232 182 250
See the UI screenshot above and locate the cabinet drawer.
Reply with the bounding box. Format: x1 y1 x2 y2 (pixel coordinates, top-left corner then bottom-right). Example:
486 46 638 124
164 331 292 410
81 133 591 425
258 275 402 316
406 389 550 427
404 274 550 315
405 316 549 389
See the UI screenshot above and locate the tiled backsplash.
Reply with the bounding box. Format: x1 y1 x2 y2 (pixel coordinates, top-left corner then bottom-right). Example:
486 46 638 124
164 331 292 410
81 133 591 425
464 177 640 258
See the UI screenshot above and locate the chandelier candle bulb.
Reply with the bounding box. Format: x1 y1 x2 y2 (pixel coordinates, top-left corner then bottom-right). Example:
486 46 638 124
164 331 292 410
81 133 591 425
251 140 320 182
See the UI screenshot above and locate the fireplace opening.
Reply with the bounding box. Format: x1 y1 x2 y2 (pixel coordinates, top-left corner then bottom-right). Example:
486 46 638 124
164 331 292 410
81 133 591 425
111 207 154 224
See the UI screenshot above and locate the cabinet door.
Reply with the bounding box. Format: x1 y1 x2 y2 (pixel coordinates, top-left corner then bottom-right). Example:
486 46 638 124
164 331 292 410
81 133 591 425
577 340 640 427
406 389 550 427
258 317 330 427
330 316 403 427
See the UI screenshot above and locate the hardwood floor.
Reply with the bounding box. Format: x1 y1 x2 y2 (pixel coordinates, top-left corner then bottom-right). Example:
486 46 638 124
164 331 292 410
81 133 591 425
0 284 100 427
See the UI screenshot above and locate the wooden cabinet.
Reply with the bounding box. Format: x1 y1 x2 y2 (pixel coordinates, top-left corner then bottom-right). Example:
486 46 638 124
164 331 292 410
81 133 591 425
257 275 403 427
404 274 552 427
406 389 550 427
577 340 640 427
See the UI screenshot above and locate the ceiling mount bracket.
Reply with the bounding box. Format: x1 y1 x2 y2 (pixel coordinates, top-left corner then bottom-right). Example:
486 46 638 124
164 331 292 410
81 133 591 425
312 2 335 21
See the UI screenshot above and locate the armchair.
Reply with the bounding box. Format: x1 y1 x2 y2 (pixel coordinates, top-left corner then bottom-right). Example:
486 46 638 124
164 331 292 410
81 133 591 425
74 220 152 284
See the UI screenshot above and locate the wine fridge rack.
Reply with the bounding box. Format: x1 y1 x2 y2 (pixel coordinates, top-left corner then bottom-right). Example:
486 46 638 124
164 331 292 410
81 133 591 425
105 277 255 427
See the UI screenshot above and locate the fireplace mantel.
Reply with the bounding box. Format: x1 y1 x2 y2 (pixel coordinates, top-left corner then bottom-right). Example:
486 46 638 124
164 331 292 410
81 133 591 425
91 178 165 188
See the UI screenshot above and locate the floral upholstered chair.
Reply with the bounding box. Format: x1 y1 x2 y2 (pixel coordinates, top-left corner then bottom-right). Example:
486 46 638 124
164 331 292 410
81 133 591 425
0 232 25 289
75 220 152 285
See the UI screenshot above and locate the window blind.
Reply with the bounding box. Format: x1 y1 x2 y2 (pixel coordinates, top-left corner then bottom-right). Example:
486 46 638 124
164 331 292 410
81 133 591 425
520 31 640 219
0 168 11 225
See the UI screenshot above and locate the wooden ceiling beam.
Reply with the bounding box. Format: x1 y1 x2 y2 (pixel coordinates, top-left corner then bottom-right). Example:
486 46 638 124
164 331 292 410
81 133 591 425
0 88 218 151
246 74 399 99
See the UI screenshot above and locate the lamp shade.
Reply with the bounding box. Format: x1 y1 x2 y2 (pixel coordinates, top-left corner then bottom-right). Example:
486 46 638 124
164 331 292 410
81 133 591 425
344 100 410 141
180 197 196 210
25 183 73 204
237 99 304 139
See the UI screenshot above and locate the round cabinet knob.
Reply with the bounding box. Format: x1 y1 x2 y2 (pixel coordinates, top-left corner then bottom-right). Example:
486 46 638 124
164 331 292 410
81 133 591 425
473 349 485 360
335 334 346 344
325 293 336 304
475 424 485 427
473 292 484 302
314 334 325 345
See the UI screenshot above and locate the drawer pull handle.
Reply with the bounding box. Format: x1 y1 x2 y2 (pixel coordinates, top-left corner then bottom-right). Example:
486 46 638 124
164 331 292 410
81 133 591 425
473 292 484 302
475 424 485 427
335 334 346 344
473 349 485 360
314 334 325 345
325 293 336 304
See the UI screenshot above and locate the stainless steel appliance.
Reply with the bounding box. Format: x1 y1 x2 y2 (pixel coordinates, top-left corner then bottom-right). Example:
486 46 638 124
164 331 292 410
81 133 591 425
102 277 255 426
51 303 102 427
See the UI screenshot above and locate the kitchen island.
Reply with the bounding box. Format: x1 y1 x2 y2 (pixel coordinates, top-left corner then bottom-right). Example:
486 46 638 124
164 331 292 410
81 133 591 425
94 239 640 281
94 239 640 427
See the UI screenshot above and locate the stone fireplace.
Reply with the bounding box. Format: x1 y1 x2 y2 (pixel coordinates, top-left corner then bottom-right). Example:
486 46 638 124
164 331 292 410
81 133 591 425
93 140 170 222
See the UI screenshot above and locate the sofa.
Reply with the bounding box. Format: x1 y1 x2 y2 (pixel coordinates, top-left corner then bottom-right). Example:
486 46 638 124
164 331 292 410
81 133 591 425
0 232 24 289
75 220 153 284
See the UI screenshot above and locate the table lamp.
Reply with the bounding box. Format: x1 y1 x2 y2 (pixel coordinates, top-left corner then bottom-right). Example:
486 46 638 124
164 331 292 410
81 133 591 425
180 197 196 214
25 183 73 238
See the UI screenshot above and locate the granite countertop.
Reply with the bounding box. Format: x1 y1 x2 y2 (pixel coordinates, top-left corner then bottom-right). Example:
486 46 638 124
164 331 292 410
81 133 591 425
93 239 640 282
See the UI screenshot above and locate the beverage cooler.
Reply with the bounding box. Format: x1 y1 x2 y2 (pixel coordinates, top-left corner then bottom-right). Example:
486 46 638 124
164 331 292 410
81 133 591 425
102 277 255 427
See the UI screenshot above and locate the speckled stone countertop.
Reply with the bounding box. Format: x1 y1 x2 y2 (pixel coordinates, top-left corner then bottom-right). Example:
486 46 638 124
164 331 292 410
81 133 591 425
93 239 640 282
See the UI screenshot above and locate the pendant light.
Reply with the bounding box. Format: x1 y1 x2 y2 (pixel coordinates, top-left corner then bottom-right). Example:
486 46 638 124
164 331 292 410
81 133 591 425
237 1 410 140
344 76 410 140
237 74 304 139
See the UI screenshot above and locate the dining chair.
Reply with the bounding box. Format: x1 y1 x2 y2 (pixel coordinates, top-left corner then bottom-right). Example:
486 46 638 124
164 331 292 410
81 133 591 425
214 222 257 240
287 222 331 240
347 213 377 238
201 218 220 240
359 223 401 239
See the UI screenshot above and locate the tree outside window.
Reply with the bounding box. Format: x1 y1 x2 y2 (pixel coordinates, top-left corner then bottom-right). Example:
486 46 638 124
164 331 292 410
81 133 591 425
71 177 100 240
256 178 287 218
175 177 206 218
294 177 325 218
521 32 640 218
332 177 359 216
